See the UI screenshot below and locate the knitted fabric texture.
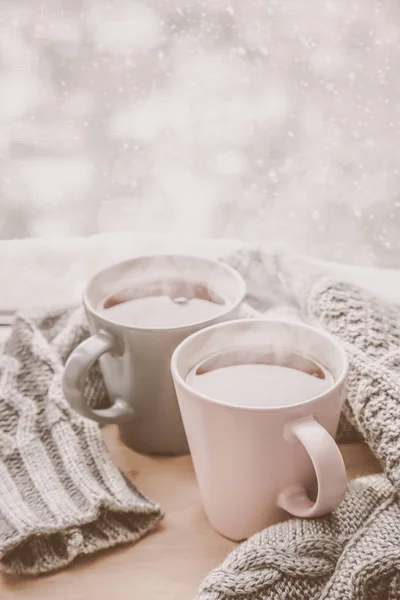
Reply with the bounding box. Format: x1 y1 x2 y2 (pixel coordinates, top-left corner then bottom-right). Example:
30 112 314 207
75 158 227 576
290 267 400 487
0 308 162 576
198 249 400 600
198 475 399 600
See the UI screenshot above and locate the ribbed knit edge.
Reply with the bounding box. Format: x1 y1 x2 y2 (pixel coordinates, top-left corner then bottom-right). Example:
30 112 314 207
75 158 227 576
0 504 161 576
0 411 163 576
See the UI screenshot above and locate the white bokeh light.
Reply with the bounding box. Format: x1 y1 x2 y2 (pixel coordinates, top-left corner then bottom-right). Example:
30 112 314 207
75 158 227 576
86 1 163 55
0 0 399 265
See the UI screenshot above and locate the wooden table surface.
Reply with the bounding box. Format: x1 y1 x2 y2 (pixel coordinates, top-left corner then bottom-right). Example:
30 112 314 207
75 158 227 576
0 424 380 600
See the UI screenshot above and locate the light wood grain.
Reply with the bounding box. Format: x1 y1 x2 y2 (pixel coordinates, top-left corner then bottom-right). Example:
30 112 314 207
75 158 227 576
0 425 380 600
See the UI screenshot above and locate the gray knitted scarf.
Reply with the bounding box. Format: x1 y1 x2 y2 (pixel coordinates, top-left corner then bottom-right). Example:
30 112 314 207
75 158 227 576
0 307 162 576
198 249 400 600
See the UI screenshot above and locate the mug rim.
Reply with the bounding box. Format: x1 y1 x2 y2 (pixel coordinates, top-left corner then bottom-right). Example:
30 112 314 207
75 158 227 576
170 317 349 411
83 254 247 332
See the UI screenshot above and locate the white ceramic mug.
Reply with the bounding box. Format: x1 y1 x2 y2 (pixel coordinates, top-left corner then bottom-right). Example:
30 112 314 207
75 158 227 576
62 255 246 456
171 318 348 540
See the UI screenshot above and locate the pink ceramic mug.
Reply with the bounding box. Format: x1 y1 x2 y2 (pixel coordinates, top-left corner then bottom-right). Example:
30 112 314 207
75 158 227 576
171 318 348 541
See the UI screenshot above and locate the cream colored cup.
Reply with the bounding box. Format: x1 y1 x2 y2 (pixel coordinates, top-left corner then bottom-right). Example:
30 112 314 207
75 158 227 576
171 318 348 540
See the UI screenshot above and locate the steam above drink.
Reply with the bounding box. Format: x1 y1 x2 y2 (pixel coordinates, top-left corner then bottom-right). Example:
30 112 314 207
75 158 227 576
186 348 334 408
101 279 228 328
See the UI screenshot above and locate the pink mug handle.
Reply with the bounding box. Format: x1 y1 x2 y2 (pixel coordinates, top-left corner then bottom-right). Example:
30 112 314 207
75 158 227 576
278 416 347 518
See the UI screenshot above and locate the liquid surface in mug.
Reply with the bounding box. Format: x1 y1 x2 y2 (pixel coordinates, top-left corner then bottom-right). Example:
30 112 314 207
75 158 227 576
101 279 227 328
186 348 334 407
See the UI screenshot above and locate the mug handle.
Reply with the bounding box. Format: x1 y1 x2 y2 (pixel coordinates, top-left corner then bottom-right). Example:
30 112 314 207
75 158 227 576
63 330 134 424
277 416 347 518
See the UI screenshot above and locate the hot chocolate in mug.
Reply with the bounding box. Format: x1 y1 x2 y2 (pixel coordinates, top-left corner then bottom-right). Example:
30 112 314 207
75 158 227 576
62 255 246 455
171 318 348 540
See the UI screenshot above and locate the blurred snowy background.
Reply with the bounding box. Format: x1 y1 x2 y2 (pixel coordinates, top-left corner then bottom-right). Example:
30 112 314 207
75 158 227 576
1 0 400 266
